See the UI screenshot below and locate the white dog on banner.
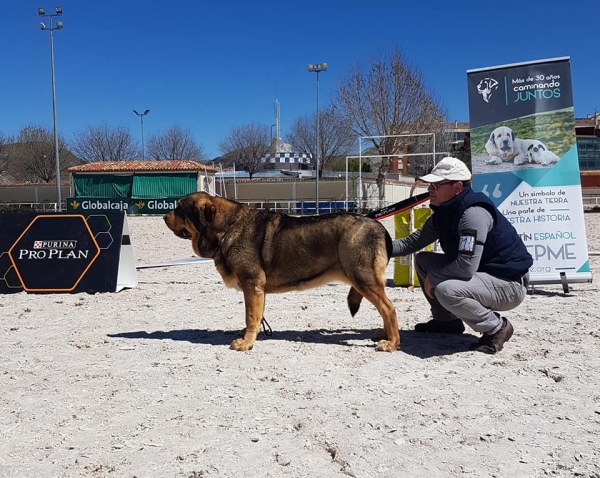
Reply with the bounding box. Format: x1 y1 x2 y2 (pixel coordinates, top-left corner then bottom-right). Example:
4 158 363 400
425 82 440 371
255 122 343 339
523 140 560 166
485 126 559 167
485 126 528 165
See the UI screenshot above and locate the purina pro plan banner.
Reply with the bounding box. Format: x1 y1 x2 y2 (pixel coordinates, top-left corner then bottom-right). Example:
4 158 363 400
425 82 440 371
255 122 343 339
0 211 137 294
467 57 591 285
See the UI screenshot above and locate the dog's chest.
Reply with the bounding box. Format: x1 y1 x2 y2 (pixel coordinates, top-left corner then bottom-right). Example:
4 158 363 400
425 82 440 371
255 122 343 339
214 259 243 291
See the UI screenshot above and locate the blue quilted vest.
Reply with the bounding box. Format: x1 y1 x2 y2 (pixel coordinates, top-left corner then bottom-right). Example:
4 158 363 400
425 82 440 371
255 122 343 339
431 186 533 279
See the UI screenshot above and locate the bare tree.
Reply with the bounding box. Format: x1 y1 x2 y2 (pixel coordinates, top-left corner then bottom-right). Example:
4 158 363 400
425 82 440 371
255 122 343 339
336 49 448 200
218 123 270 179
146 125 206 161
286 104 355 177
10 125 71 183
0 132 11 179
450 133 471 171
71 123 138 162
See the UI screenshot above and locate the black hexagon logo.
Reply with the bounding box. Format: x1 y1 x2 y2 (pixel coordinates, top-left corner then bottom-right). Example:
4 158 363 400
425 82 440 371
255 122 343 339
8 215 101 292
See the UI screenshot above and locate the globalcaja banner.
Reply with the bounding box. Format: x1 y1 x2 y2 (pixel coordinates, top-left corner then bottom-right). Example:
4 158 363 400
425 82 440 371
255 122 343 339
66 197 179 215
467 57 591 285
0 211 137 294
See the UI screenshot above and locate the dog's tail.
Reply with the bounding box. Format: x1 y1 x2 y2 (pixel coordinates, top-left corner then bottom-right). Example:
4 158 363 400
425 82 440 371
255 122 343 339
385 229 393 261
347 287 363 317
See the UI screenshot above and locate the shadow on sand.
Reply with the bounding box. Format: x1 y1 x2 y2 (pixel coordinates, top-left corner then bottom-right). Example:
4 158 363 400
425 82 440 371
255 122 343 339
108 327 480 359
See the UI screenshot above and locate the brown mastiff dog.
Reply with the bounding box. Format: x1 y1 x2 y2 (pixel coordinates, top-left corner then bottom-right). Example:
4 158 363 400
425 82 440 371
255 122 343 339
163 192 399 352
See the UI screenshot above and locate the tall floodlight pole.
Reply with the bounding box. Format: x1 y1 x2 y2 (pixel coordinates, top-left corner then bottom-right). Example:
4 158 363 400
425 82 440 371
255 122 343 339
307 62 327 214
133 109 150 160
38 7 63 210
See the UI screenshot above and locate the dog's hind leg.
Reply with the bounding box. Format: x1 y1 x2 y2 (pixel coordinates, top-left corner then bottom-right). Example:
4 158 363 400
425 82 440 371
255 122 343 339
351 279 399 352
347 287 363 317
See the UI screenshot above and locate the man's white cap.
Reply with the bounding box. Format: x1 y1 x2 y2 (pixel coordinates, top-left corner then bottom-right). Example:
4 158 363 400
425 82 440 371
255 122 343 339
419 157 472 183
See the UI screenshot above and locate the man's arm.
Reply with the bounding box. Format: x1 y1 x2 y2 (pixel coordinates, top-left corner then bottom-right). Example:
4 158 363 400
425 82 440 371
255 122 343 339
426 206 494 290
391 215 439 257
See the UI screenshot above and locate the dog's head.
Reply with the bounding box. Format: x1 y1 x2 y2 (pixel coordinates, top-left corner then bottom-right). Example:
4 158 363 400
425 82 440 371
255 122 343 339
526 141 546 163
489 126 515 157
527 143 558 166
477 78 498 103
163 192 221 257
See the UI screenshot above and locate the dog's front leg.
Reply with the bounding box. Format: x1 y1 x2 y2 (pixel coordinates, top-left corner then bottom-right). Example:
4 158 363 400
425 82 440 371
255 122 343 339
229 285 265 351
485 155 502 165
513 152 527 165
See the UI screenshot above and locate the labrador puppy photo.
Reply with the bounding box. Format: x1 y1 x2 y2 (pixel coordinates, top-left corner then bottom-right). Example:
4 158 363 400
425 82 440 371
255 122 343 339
164 192 400 353
485 126 527 165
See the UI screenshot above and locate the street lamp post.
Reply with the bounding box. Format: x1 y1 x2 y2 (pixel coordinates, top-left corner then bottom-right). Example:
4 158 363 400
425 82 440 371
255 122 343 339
38 7 63 210
307 62 327 214
133 109 150 160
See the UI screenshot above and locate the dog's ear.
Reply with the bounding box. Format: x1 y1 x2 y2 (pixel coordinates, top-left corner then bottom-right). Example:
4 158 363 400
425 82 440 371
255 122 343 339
178 196 202 231
489 132 495 143
201 200 217 223
511 130 515 141
178 196 198 219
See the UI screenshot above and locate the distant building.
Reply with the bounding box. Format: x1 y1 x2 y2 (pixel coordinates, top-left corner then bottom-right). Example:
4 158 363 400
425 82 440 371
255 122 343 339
261 99 312 171
68 160 218 198
446 121 470 151
575 112 600 170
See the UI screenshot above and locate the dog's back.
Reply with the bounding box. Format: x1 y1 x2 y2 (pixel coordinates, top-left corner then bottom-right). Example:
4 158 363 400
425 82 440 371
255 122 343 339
218 205 392 293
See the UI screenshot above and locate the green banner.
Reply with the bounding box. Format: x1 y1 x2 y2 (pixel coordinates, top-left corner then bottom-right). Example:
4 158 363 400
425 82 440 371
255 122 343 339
66 197 179 215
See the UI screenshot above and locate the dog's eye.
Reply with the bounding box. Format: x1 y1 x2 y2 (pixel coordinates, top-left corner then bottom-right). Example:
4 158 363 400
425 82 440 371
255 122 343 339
179 228 191 239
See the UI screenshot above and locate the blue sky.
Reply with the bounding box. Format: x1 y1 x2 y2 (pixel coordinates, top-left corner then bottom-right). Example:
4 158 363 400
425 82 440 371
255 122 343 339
2 0 598 160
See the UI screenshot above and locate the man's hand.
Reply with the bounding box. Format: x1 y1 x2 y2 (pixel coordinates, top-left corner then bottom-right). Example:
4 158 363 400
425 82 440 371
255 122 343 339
423 276 434 298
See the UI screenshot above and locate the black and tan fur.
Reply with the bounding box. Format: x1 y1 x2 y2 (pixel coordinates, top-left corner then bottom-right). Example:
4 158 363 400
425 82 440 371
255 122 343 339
163 192 399 352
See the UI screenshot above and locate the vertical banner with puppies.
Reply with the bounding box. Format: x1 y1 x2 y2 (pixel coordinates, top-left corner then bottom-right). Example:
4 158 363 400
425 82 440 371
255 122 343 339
467 57 591 285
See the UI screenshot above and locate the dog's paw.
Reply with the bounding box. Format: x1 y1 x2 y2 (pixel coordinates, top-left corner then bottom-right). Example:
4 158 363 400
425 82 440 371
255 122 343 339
375 339 398 352
229 338 254 351
485 157 501 165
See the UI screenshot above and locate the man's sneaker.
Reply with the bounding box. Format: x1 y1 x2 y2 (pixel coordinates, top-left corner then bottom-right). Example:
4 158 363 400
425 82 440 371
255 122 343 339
414 319 465 334
474 318 514 354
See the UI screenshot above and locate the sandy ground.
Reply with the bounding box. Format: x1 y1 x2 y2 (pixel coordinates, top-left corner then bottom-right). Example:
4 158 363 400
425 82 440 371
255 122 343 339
1 211 600 478
472 154 550 174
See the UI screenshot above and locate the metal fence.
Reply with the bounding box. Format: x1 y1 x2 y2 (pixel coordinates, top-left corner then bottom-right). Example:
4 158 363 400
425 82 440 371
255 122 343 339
3 198 598 215
0 202 59 212
239 200 361 214
582 197 600 210
0 201 362 215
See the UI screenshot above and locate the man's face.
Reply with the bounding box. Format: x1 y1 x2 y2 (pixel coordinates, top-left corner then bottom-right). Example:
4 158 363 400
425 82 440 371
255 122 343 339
427 181 463 206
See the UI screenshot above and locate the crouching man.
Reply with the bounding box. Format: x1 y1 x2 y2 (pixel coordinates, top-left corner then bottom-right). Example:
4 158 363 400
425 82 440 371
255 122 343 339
392 157 533 354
